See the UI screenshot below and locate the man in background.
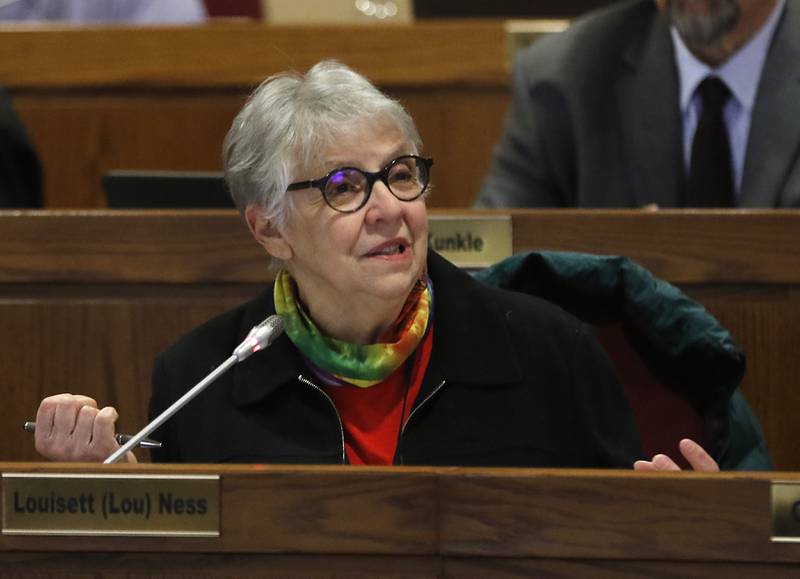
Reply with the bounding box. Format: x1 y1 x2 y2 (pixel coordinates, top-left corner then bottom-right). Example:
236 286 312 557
475 0 800 208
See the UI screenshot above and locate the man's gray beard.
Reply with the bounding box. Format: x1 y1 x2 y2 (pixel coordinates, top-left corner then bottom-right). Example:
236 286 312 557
667 0 742 46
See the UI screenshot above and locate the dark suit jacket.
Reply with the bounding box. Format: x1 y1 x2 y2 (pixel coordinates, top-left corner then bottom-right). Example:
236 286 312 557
149 251 641 467
0 88 41 208
475 0 800 208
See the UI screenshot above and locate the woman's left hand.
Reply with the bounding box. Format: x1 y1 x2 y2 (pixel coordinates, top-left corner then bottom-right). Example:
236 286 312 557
633 438 720 472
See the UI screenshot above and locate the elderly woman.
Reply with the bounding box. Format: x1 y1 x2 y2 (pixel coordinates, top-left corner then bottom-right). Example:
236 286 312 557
34 61 714 470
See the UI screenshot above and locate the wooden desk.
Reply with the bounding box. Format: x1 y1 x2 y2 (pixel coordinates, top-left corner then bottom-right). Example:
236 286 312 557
0 209 798 470
1 22 512 209
1 463 800 576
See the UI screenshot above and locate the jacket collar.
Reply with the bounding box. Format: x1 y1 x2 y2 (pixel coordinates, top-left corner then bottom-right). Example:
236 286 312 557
422 251 523 388
230 288 303 407
230 251 524 408
740 0 800 206
617 4 684 208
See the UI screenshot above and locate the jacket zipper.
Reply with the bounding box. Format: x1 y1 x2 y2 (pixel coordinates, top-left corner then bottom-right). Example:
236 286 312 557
397 379 447 464
297 374 346 464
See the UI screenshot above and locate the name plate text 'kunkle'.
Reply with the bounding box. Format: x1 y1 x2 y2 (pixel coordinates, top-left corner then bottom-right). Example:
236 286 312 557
428 215 512 268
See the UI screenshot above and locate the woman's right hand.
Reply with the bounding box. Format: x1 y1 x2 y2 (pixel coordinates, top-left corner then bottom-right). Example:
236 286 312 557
34 393 136 463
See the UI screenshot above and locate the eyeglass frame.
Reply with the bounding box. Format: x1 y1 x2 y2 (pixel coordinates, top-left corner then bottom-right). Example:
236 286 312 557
286 155 434 214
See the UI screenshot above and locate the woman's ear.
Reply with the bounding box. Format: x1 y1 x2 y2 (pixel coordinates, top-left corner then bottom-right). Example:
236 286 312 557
244 204 293 261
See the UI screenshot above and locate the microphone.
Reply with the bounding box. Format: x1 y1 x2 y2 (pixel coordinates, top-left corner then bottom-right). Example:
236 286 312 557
104 315 285 464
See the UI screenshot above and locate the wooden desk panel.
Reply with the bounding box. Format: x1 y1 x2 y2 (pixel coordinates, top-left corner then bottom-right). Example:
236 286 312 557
0 23 509 88
0 210 797 471
1 464 799 576
3 23 511 209
14 94 246 208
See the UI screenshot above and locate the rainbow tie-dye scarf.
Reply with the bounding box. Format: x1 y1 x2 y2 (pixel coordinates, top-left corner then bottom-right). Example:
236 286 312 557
273 270 433 388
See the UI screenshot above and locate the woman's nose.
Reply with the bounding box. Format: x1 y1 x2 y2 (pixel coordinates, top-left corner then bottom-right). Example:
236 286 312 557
364 179 403 221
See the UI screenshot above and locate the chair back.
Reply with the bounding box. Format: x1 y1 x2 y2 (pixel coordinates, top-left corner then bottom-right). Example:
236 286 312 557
593 322 704 468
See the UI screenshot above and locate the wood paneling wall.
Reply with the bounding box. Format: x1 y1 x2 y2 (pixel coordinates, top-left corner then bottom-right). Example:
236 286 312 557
1 22 514 209
1 209 798 470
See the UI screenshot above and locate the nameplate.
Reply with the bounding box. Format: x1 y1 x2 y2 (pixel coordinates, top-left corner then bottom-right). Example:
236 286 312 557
2 473 219 537
771 481 800 542
428 215 512 268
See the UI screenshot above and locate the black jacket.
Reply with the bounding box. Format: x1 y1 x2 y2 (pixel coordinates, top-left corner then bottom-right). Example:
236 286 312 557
150 251 642 467
0 88 41 208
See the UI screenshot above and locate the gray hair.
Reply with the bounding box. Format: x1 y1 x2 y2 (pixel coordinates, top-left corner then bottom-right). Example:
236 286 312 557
223 60 423 230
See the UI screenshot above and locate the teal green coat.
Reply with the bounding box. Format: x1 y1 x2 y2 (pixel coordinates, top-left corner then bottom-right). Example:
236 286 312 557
474 251 771 470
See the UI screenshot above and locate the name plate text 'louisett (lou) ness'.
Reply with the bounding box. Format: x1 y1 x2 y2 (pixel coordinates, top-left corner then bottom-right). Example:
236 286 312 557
2 473 219 537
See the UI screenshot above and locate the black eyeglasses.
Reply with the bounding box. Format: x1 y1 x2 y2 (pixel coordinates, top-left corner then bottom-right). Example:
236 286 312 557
286 155 433 213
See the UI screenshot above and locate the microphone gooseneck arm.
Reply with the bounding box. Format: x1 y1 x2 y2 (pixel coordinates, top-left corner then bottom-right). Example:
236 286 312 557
103 315 284 464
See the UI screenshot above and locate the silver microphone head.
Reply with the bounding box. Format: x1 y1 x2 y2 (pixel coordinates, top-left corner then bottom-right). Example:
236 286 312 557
233 315 285 362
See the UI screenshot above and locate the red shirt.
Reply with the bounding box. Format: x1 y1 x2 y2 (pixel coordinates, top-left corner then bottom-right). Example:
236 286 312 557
323 326 434 465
